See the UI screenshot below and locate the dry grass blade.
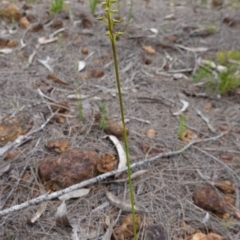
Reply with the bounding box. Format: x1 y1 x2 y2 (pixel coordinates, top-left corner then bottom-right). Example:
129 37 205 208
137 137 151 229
106 191 141 213
0 162 11 177
30 202 47 223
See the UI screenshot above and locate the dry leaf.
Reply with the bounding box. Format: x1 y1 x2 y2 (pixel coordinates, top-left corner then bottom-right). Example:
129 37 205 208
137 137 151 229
141 143 164 156
26 13 36 22
0 38 18 48
82 18 92 28
51 19 63 29
212 0 223 8
234 211 240 219
178 221 196 238
113 214 143 240
45 139 70 153
30 23 43 32
207 233 226 240
59 188 90 201
19 16 30 28
55 201 72 228
214 180 235 194
203 103 213 110
173 99 189 115
89 69 104 78
180 129 197 143
104 121 124 138
96 153 117 173
218 125 228 131
143 56 152 65
0 113 33 145
81 47 89 54
192 233 207 240
47 73 69 85
4 149 21 160
192 186 228 217
223 195 235 206
51 101 69 113
106 191 141 212
142 45 156 54
147 128 156 138
223 17 238 27
38 148 99 191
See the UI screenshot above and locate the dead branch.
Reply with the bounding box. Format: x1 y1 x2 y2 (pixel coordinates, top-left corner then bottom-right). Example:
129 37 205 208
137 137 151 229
0 131 227 217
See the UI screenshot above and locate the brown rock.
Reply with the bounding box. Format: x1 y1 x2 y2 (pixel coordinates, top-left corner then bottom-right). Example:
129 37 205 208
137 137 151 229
38 148 99 191
0 3 22 22
192 186 228 216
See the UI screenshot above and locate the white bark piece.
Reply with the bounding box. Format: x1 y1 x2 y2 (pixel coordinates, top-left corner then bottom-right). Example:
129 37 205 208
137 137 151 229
38 36 57 45
149 28 158 34
78 61 86 72
59 188 90 201
105 135 127 174
196 109 216 133
202 212 210 224
37 56 54 73
173 99 189 116
0 48 12 54
55 201 72 228
176 44 209 52
201 59 227 73
67 94 90 100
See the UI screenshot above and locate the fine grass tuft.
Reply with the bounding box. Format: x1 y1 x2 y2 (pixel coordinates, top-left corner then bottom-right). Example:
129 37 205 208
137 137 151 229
193 50 240 94
51 0 64 14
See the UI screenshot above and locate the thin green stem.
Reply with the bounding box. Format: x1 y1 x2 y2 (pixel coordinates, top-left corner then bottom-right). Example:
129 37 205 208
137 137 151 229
106 2 137 239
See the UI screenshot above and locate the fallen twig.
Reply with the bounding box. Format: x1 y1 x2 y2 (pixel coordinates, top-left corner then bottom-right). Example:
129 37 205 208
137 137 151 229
0 131 227 216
